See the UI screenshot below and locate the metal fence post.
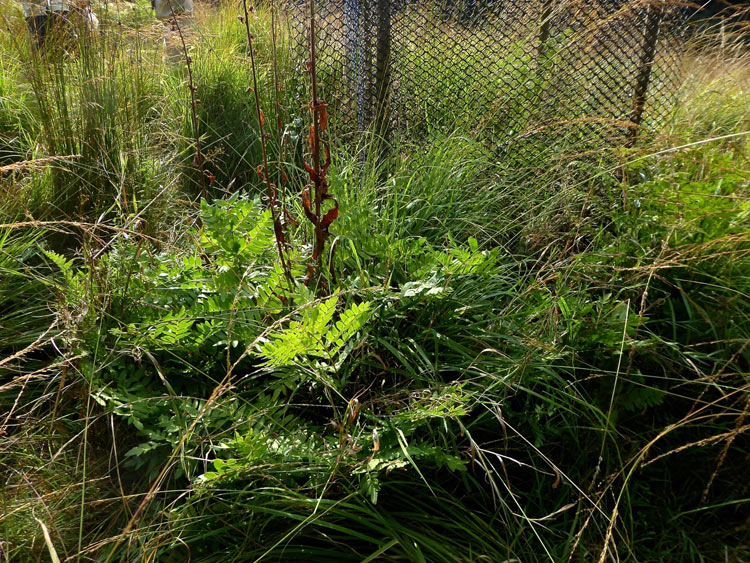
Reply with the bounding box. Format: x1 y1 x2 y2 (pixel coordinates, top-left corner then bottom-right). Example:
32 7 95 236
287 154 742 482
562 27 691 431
626 1 664 147
538 0 553 61
374 0 391 142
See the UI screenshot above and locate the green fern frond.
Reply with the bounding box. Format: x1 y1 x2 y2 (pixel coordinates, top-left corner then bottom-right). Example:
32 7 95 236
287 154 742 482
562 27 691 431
259 298 372 368
40 247 75 286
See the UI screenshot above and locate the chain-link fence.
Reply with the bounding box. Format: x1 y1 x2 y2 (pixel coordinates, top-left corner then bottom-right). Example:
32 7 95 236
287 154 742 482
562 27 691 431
287 0 687 153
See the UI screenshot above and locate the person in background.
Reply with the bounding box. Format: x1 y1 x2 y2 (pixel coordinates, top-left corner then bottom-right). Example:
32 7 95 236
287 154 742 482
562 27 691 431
152 0 194 64
22 0 72 48
22 0 98 50
152 0 193 21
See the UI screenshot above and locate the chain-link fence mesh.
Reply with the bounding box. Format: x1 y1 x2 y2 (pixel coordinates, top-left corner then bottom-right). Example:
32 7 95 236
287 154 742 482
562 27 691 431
287 0 687 154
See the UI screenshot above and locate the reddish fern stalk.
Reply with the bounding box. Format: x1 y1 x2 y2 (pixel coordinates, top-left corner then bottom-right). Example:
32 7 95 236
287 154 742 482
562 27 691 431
303 0 338 289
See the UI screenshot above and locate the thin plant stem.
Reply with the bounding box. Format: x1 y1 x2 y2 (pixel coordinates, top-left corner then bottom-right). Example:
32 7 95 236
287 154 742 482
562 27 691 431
305 0 334 286
241 0 293 285
270 4 289 224
271 5 283 168
167 0 206 200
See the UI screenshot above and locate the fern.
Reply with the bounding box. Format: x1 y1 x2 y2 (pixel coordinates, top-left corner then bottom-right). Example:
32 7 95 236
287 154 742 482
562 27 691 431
200 195 275 268
259 297 372 368
402 237 500 298
618 373 665 413
40 247 77 289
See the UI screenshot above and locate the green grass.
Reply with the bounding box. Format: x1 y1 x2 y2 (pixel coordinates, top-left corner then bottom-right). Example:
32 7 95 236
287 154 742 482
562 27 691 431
0 3 749 562
0 0 300 224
